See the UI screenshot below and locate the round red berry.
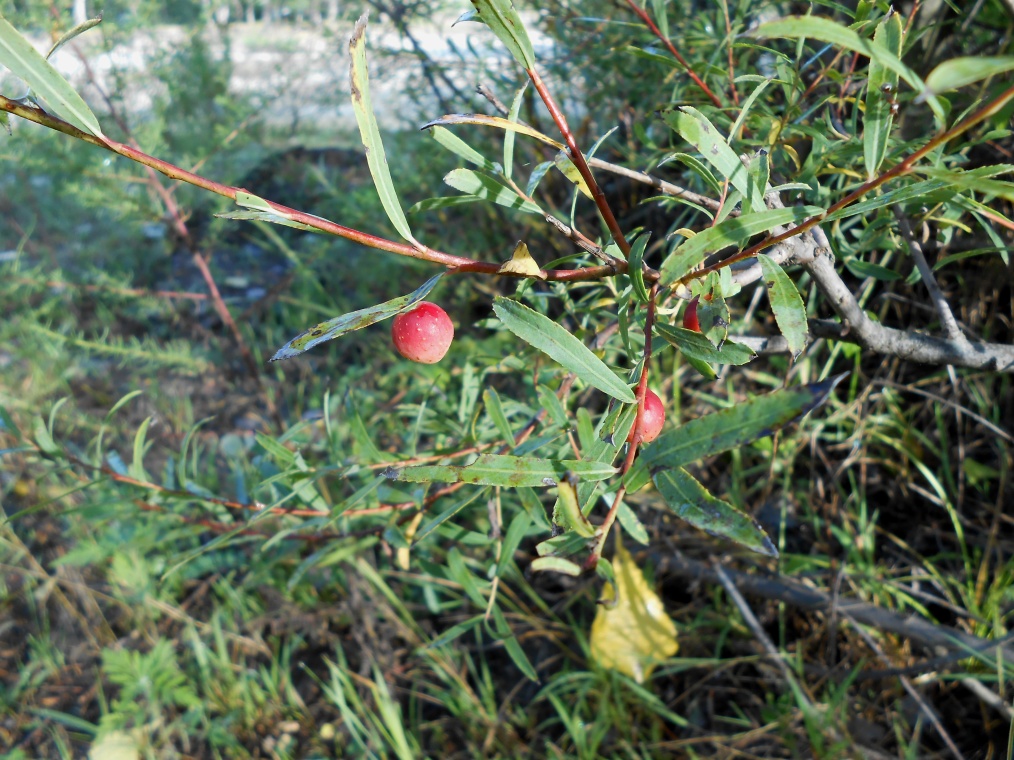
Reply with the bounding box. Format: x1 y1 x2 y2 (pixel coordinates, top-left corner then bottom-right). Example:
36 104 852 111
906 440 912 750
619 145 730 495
627 389 665 444
391 302 454 364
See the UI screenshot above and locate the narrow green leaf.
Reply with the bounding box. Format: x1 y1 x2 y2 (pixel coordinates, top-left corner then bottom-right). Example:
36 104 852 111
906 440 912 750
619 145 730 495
493 297 637 403
45 15 102 60
425 614 483 649
610 493 649 545
429 125 499 172
271 274 442 361
469 0 537 70
536 384 569 429
483 388 515 445
925 56 1014 95
32 416 59 457
662 107 766 212
345 393 385 465
658 152 723 196
531 556 582 575
496 511 533 577
864 10 902 178
444 169 543 214
217 209 320 232
628 232 652 303
0 405 22 441
728 79 771 142
416 487 489 542
349 13 419 246
504 81 528 180
844 258 901 281
407 196 483 214
130 416 153 483
0 15 102 136
758 254 808 356
653 467 777 557
654 323 755 365
751 15 943 123
385 454 617 488
658 206 822 285
643 376 843 469
422 113 564 150
650 0 669 39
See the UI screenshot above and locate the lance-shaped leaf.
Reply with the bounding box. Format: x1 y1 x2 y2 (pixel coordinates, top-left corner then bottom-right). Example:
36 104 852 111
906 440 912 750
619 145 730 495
270 274 442 361
469 0 536 70
662 107 766 212
493 297 637 403
422 113 564 150
590 543 679 683
864 10 903 179
654 323 755 365
659 206 822 285
758 254 808 356
428 125 500 172
751 15 943 123
350 13 420 247
642 375 843 468
925 56 1014 96
652 468 777 557
384 454 617 487
0 15 102 136
628 232 652 303
503 81 528 180
444 169 543 214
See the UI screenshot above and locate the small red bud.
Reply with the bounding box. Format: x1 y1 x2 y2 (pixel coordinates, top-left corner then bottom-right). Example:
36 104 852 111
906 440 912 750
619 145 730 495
683 297 701 332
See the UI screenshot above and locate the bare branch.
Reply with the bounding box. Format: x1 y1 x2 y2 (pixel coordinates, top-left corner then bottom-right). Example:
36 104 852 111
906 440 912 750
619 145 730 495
892 205 967 344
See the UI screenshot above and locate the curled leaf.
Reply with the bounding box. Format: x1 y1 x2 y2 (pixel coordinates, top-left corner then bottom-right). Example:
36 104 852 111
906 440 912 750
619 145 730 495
498 241 546 279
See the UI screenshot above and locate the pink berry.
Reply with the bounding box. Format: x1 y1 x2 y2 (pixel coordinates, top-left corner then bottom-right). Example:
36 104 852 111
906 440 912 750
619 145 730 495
683 297 701 333
627 389 665 444
391 302 454 364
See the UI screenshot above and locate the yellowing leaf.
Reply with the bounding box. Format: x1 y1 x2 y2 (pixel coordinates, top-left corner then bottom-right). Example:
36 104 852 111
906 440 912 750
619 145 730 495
498 241 547 279
554 151 593 198
590 543 678 682
89 731 139 760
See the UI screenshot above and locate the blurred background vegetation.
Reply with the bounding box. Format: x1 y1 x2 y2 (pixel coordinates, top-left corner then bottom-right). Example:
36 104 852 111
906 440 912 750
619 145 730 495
1 0 1013 757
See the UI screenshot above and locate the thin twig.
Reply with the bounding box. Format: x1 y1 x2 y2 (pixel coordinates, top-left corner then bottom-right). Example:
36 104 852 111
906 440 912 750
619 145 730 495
527 68 631 257
892 206 967 344
622 0 724 108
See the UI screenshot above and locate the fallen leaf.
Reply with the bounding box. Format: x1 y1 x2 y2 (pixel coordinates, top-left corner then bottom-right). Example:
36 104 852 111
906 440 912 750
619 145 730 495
590 543 678 682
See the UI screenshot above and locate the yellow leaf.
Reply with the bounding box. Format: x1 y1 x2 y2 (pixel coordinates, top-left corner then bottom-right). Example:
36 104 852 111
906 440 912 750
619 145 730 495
89 731 139 760
553 151 594 198
497 241 546 279
590 543 678 683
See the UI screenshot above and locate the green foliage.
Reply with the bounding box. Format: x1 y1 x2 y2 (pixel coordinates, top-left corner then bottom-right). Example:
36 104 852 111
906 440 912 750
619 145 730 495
2 0 1014 757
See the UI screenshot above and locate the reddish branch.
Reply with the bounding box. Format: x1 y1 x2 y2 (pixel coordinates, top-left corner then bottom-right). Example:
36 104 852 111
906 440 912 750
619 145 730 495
623 0 724 108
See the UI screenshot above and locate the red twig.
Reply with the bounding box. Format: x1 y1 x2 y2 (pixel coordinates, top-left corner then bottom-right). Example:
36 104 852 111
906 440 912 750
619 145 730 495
623 0 724 109
0 95 624 284
526 69 630 258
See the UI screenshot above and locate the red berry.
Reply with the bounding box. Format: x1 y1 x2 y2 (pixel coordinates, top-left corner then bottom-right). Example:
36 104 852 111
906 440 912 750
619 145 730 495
683 297 701 332
627 389 665 444
391 302 454 364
